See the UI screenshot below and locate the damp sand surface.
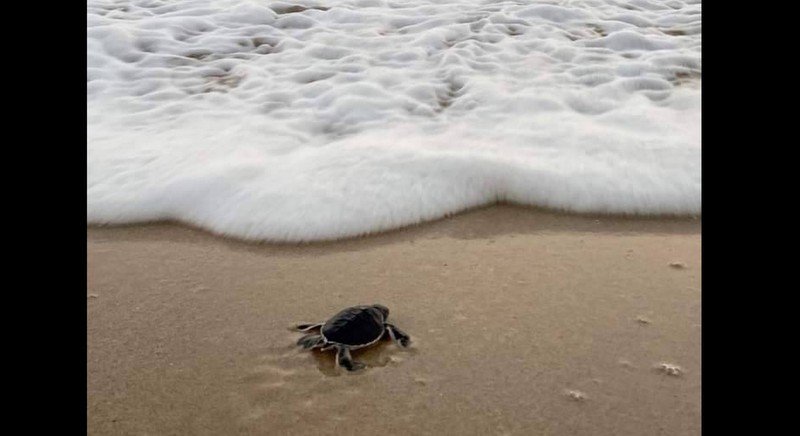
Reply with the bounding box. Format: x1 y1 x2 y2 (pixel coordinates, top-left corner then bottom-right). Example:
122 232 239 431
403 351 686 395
87 206 700 435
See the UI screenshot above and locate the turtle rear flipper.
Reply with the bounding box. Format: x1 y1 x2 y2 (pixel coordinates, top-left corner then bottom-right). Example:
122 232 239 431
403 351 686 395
336 346 365 372
297 334 325 349
294 323 323 332
385 323 411 348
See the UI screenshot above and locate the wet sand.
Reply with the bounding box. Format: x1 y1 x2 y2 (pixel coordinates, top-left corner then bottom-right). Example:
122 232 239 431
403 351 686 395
87 206 700 435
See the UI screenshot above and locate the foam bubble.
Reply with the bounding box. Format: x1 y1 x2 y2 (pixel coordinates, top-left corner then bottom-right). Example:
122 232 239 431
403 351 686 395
656 362 683 377
88 0 701 241
564 389 588 401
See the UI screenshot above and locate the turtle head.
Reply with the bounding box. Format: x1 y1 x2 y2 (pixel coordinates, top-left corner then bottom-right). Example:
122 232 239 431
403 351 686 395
371 304 390 320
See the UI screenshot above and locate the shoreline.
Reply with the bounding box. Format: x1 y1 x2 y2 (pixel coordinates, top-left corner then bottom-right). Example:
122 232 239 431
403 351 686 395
88 205 700 435
87 202 699 246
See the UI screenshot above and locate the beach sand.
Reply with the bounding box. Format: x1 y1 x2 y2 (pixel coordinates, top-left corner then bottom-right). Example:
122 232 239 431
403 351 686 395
87 206 700 435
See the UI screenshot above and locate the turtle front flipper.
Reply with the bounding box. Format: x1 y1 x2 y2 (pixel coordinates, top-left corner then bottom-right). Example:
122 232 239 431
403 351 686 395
297 334 326 350
294 322 324 332
385 323 411 348
336 346 365 372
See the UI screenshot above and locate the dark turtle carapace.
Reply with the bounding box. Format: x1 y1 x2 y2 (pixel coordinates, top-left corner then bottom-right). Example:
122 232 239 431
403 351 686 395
293 304 411 371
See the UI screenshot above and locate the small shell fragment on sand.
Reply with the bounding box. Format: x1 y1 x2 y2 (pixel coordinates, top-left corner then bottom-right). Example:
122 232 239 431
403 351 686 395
656 363 683 377
564 389 587 401
635 316 651 324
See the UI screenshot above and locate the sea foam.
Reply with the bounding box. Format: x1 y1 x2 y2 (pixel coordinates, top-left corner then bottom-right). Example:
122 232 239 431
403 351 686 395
88 0 701 241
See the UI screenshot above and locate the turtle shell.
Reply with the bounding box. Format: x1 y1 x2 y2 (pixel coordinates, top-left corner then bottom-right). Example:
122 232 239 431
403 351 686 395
321 306 386 346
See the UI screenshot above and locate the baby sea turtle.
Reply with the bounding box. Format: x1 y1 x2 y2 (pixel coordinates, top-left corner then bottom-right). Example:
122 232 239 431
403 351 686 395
294 304 411 371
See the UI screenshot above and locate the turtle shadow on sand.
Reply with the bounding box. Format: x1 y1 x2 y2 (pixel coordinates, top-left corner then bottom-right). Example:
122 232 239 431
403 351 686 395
306 337 416 376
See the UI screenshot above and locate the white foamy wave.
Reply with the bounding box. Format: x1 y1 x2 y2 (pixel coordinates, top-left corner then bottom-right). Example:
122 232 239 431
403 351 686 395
88 0 701 241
